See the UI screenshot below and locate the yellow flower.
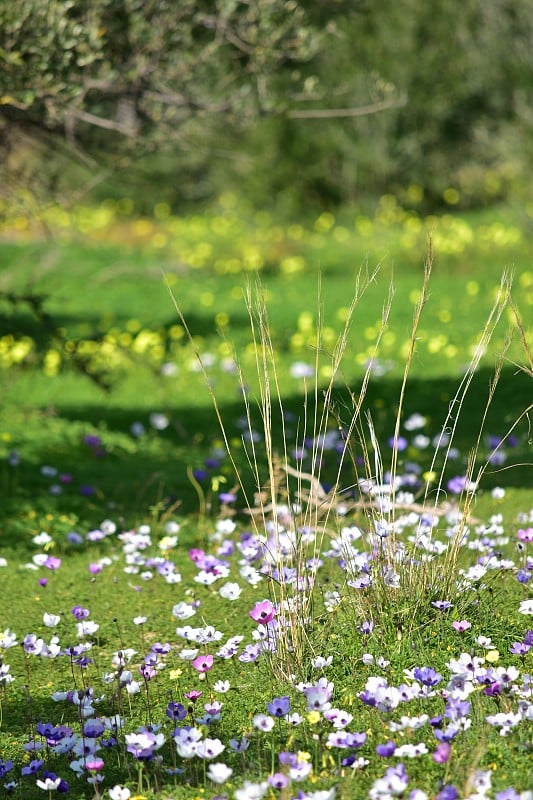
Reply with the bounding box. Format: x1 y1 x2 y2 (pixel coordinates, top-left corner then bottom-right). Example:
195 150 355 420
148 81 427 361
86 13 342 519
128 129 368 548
486 650 499 663
307 711 321 725
169 669 183 680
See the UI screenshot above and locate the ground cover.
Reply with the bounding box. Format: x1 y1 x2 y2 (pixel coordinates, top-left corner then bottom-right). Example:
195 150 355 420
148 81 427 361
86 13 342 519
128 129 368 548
0 197 532 799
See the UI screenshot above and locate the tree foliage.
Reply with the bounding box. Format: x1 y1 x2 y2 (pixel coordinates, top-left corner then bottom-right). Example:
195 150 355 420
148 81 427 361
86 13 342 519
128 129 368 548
0 0 325 150
1 0 532 210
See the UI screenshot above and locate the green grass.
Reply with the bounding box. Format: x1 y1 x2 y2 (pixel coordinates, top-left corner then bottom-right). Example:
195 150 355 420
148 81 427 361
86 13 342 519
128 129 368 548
1 200 531 543
0 199 531 799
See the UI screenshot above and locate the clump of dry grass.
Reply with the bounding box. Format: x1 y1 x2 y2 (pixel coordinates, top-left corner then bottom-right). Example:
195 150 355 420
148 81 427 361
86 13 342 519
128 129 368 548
165 247 531 675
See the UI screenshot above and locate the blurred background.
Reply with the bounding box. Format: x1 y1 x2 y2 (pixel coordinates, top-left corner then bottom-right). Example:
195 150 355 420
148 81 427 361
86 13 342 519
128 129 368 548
1 0 532 217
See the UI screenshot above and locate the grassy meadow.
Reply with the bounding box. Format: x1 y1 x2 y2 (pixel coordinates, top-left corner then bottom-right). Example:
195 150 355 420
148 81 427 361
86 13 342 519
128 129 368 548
0 195 532 800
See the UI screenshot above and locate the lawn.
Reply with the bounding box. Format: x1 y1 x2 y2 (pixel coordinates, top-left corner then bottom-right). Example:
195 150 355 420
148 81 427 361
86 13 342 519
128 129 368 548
0 196 531 799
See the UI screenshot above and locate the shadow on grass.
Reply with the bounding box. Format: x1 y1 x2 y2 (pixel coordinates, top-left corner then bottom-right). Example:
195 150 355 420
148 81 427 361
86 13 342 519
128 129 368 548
0 300 252 349
2 364 530 554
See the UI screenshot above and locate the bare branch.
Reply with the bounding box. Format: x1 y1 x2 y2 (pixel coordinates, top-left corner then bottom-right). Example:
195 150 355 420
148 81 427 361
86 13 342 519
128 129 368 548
66 108 138 137
287 95 407 119
142 90 190 107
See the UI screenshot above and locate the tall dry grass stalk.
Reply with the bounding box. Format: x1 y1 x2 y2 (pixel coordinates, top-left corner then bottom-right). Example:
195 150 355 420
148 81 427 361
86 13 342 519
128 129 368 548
165 253 530 674
166 263 389 676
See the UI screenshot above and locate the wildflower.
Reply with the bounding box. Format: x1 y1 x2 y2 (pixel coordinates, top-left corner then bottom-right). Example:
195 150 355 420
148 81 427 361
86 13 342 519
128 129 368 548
435 788 459 800
0 664 14 686
149 412 169 430
394 743 428 758
151 641 171 655
326 731 349 748
191 654 214 672
279 752 298 766
346 732 367 748
290 361 314 378
404 413 427 431
304 677 334 712
485 711 522 735
369 763 409 799
413 667 442 687
432 600 453 610
267 696 290 717
229 737 249 752
252 713 275 732
388 436 408 451
234 780 269 800
177 643 198 660
290 759 313 781
173 601 196 619
23 634 45 655
344 756 369 770
166 702 187 721
376 741 396 757
517 528 533 542
286 712 304 726
76 620 99 638
85 757 104 771
447 476 477 494
470 770 492 794
40 612 60 629
173 726 203 758
249 599 276 624
239 643 262 663
21 759 44 776
83 719 105 738
518 600 533 615
360 621 375 635
219 582 242 600
204 700 223 717
0 630 17 649
219 491 236 503
510 641 530 656
184 689 202 702
324 708 353 729
207 762 233 784
197 738 225 759
125 730 165 759
36 776 61 792
213 680 230 693
311 655 333 668
23 740 44 753
269 773 289 789
452 620 471 632
0 760 13 778
433 742 451 763
109 787 131 800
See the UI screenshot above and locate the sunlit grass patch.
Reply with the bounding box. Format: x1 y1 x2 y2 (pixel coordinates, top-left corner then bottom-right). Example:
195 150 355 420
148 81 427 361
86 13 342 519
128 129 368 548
0 224 532 798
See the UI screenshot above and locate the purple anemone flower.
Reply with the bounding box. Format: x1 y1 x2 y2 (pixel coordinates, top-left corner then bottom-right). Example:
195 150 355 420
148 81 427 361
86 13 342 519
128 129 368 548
266 696 290 717
413 666 443 687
